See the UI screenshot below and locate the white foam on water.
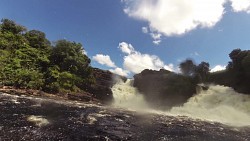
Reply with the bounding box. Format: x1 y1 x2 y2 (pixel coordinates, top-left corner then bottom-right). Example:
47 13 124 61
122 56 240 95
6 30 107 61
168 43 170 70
27 115 49 127
111 79 149 111
112 80 250 127
86 115 97 124
169 85 250 126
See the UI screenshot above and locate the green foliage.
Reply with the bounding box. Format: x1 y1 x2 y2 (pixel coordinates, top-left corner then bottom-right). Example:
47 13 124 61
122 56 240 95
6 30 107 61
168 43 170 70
209 49 250 94
24 30 51 51
227 49 250 73
179 59 211 83
195 62 210 82
179 59 196 76
0 19 94 94
0 19 26 34
15 69 44 89
50 40 91 74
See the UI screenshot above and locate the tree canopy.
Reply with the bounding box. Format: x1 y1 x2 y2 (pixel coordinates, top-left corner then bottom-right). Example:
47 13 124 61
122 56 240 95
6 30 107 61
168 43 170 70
0 19 94 93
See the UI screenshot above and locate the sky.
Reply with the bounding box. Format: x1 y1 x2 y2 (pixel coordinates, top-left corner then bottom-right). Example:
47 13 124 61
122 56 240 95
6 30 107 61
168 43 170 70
1 0 250 77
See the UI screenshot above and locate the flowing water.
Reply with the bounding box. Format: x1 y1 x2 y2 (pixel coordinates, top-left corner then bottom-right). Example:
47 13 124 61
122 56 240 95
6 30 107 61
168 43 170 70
112 80 250 127
0 80 250 140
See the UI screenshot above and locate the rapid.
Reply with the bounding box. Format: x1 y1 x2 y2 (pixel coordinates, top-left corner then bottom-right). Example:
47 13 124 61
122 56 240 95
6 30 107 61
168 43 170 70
112 79 250 127
0 80 249 140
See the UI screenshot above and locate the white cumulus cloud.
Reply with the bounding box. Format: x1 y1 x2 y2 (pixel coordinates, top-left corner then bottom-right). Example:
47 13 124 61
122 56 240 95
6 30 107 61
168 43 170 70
230 0 250 13
123 0 226 37
109 67 129 77
210 65 226 72
93 54 116 68
119 42 174 73
122 0 250 44
118 42 135 54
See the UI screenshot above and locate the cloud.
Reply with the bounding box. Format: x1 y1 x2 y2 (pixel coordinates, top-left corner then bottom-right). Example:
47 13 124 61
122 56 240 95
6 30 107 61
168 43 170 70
230 0 250 13
119 42 174 73
122 0 250 44
123 0 226 37
210 65 226 72
153 40 161 45
194 52 200 56
82 50 87 55
150 32 162 45
93 54 116 68
93 53 129 77
118 42 135 54
109 67 129 77
164 64 174 72
190 51 200 57
94 42 175 76
142 27 162 45
142 26 148 33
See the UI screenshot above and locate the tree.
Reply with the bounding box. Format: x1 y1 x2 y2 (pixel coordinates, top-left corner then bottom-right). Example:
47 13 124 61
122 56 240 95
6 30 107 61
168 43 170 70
0 19 95 94
45 40 94 92
227 61 233 70
0 19 26 34
195 62 210 81
25 30 51 51
50 40 91 75
179 59 196 76
242 52 250 77
229 49 241 61
228 49 249 72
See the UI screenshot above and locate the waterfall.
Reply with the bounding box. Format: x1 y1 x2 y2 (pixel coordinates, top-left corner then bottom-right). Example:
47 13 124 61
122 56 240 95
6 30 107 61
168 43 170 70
170 85 250 126
112 80 250 126
111 79 149 110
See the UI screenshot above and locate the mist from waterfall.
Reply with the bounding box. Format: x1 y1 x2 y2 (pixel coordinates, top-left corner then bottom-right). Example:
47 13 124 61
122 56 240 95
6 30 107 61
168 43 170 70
111 79 250 127
112 79 149 111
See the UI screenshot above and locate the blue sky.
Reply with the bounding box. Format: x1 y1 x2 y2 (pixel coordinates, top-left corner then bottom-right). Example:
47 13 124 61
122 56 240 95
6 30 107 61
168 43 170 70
1 0 250 77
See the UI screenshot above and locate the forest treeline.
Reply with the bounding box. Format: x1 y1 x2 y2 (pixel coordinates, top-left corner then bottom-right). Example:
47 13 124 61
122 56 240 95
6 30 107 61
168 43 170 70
0 19 94 93
1 19 250 96
178 48 250 94
133 49 250 108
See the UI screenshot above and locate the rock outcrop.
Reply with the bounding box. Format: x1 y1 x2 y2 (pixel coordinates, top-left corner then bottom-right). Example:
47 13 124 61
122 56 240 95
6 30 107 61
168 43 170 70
133 69 198 109
208 70 250 95
84 68 127 104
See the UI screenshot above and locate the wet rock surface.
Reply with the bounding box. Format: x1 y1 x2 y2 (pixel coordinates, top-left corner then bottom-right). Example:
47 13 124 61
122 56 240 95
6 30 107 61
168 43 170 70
84 68 127 104
133 69 197 109
0 93 249 141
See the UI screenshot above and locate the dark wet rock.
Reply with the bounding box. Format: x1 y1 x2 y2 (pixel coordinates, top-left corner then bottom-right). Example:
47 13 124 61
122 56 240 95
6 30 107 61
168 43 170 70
133 69 198 109
67 92 94 102
208 70 250 95
0 93 249 141
84 68 127 104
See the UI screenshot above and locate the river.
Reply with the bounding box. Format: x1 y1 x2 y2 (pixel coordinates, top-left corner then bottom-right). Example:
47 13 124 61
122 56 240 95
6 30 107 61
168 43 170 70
0 80 250 140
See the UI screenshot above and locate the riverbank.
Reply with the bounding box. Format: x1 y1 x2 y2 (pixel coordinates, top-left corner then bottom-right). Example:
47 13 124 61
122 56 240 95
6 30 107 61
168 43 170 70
0 86 101 104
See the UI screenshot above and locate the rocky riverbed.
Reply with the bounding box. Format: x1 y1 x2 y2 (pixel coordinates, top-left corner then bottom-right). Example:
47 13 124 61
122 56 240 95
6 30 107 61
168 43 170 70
0 92 249 141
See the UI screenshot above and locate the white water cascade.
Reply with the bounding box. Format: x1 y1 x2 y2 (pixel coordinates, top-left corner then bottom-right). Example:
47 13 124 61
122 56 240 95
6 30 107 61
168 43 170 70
111 80 250 126
170 85 250 126
111 79 149 111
